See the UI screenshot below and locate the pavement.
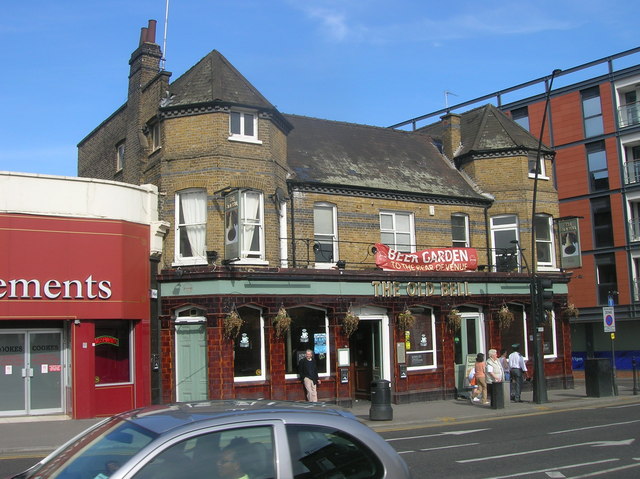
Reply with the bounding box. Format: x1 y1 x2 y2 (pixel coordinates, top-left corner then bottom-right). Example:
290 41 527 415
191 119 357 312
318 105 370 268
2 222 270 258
0 376 638 458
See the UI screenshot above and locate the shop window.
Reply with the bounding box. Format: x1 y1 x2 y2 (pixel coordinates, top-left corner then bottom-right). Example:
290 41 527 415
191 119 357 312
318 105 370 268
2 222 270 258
234 306 265 381
380 210 414 253
586 141 609 191
229 110 261 144
285 306 329 378
224 189 265 263
582 87 604 137
451 213 469 247
490 215 520 272
535 214 556 270
95 320 131 385
314 202 338 267
174 188 207 265
591 196 614 248
404 308 437 370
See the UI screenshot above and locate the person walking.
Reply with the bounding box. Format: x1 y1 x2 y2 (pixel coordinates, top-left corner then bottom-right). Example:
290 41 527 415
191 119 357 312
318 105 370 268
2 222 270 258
472 353 488 405
508 343 527 402
298 349 320 402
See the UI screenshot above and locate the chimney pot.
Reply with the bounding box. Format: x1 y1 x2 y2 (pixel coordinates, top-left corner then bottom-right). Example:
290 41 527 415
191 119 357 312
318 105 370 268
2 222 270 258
146 19 157 44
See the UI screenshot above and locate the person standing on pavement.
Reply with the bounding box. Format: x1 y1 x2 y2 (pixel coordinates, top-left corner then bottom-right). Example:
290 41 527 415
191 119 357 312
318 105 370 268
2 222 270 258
508 343 527 402
298 349 320 402
472 352 488 404
486 348 504 406
500 349 510 382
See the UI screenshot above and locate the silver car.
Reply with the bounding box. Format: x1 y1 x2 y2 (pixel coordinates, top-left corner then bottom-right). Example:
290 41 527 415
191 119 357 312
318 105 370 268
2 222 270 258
10 400 411 479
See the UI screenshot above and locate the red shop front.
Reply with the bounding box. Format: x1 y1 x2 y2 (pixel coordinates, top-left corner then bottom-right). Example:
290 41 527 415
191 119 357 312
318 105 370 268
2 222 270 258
0 213 151 419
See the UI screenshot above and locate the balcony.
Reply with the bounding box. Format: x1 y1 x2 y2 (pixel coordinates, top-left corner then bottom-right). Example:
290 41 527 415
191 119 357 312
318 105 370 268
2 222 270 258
618 101 640 128
629 217 640 242
623 158 640 185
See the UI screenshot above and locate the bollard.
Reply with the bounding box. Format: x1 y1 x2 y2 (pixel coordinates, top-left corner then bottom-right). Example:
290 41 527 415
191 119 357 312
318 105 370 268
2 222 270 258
369 379 393 421
633 358 638 396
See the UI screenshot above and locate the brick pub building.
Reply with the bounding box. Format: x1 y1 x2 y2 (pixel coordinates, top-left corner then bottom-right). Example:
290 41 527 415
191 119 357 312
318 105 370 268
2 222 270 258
78 21 572 406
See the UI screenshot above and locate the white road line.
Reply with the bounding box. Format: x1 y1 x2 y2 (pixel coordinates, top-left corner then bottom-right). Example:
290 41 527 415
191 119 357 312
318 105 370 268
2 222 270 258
565 460 640 478
549 419 640 435
419 442 479 452
386 428 489 442
457 440 634 463
480 459 619 479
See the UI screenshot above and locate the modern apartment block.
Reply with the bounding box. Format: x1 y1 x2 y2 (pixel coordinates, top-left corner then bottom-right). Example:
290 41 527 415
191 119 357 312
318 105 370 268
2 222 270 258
393 47 640 371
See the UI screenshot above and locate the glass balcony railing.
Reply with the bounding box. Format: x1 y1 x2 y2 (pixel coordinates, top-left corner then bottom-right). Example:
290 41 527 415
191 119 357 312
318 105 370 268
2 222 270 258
629 217 640 242
618 101 640 128
623 158 640 185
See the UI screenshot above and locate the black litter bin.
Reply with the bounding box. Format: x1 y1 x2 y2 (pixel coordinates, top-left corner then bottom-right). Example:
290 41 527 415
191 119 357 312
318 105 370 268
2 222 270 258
585 358 614 397
369 379 393 421
490 382 505 409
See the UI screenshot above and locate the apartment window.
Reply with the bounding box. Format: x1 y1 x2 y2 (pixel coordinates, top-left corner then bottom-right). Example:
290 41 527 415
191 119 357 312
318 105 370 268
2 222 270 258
314 202 338 265
628 199 640 242
511 106 530 131
404 308 437 370
224 189 264 262
285 307 329 378
451 213 469 247
591 196 614 248
380 211 414 252
586 141 608 191
595 253 617 305
624 144 640 185
229 110 261 143
115 142 125 171
581 87 604 137
95 321 131 385
621 90 640 127
535 214 555 269
490 215 520 272
175 188 207 265
234 305 265 381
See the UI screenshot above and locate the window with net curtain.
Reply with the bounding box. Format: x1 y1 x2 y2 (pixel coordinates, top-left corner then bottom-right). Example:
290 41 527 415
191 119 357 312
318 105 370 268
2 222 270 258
285 307 329 377
234 306 265 380
240 190 263 259
175 189 207 264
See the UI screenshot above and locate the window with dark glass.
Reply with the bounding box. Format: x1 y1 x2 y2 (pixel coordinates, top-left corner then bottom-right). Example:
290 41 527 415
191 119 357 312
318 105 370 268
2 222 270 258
285 307 329 376
95 320 131 384
500 304 525 359
595 253 617 305
234 306 264 380
586 141 609 191
591 196 614 248
404 308 436 370
511 106 530 131
314 203 338 264
581 87 604 137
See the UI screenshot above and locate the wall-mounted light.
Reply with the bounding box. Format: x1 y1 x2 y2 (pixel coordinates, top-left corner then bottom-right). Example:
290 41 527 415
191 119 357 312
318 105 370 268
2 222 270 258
336 260 346 270
206 250 218 264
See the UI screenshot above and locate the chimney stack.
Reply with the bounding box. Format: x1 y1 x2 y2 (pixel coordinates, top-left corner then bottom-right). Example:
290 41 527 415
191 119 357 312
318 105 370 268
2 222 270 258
440 113 462 160
139 19 157 46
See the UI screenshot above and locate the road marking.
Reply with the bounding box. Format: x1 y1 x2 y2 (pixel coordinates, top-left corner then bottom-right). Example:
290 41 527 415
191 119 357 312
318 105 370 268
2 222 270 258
481 459 619 478
545 472 566 478
550 419 640 435
419 442 479 452
386 428 488 442
457 439 634 463
564 460 640 478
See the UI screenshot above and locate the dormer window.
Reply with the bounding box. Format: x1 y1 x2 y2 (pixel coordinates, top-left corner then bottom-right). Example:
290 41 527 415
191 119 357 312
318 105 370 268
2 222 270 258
229 110 262 144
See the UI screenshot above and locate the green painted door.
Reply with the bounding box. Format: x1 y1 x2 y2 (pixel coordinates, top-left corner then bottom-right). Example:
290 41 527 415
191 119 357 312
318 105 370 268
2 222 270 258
175 323 208 402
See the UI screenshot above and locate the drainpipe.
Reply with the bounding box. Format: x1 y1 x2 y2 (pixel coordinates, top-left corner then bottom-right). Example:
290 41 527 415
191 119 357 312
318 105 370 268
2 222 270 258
289 186 296 267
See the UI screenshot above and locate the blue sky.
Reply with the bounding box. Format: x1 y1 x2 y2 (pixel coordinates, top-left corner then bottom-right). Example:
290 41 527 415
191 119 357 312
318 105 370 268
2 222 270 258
1 0 638 177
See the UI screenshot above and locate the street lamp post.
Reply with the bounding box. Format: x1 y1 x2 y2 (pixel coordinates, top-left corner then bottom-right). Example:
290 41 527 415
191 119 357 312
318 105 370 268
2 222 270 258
530 68 561 404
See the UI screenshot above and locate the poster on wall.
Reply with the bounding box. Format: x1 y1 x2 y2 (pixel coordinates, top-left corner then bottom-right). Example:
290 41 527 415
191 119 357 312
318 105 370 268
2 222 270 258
557 218 582 269
314 333 326 355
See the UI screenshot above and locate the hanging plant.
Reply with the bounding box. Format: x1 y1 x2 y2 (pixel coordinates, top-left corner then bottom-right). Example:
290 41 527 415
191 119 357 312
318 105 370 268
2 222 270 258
397 307 416 331
342 307 360 337
273 305 292 338
497 304 515 329
447 309 462 330
562 303 579 320
223 307 244 340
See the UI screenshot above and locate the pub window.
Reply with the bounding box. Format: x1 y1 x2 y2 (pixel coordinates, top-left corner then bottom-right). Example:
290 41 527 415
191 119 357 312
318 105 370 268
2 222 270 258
285 306 330 378
234 305 266 381
535 214 556 270
404 307 437 370
174 188 207 265
224 189 265 263
490 215 520 272
500 304 528 360
451 213 469 247
380 210 415 253
314 202 338 267
95 320 132 385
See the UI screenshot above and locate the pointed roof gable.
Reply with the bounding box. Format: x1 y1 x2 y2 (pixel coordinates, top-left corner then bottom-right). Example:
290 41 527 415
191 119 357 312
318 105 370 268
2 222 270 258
422 104 553 159
285 114 489 204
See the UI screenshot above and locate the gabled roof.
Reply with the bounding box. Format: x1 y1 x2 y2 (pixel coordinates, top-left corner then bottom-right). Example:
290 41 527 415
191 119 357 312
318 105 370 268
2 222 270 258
422 104 553 158
284 114 489 204
167 50 275 110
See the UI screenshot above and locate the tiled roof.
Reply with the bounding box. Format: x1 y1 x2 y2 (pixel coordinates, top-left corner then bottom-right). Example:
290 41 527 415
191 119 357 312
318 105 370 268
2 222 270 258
284 114 489 203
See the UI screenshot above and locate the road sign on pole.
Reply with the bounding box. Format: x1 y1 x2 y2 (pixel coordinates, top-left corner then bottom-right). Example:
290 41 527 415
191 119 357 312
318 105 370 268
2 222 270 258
603 307 616 333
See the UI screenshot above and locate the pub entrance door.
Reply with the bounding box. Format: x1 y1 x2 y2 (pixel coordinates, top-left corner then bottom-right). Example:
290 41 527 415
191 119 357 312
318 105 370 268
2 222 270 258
351 307 391 400
453 307 485 398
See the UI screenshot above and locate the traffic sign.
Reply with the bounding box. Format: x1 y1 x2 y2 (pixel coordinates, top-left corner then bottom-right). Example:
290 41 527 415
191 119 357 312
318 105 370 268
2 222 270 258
603 306 616 333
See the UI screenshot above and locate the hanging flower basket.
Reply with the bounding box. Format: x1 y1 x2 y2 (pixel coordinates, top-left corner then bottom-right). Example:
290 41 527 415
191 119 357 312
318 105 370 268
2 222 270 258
497 304 514 329
273 306 292 338
397 308 416 331
223 308 244 340
562 303 579 319
447 309 461 330
342 309 360 337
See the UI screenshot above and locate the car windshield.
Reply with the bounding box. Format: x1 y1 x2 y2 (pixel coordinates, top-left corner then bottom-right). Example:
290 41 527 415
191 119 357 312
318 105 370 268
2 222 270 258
16 417 158 479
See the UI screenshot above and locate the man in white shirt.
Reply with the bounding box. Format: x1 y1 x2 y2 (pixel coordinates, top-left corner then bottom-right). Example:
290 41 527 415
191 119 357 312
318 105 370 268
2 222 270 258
508 343 527 402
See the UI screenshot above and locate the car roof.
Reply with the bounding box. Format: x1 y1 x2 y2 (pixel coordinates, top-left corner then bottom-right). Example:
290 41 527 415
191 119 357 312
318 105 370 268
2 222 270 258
114 400 358 435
